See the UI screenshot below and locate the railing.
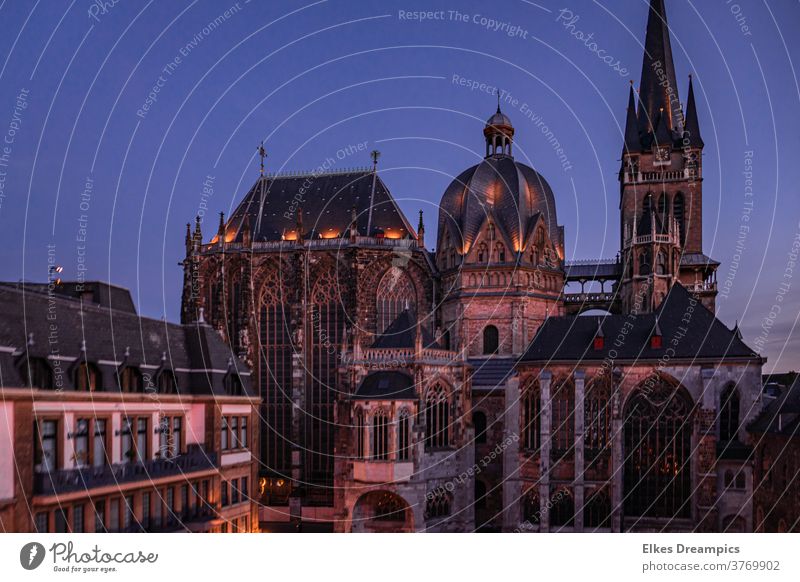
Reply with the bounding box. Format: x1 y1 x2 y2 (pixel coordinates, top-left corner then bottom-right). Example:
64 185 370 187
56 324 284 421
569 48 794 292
686 281 717 293
204 235 419 254
33 445 218 496
564 258 619 267
563 292 616 304
623 168 701 184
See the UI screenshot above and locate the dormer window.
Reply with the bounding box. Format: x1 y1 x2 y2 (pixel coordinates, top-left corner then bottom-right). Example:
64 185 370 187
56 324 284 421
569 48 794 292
650 320 663 349
594 336 605 350
120 366 143 393
76 362 100 391
22 357 53 389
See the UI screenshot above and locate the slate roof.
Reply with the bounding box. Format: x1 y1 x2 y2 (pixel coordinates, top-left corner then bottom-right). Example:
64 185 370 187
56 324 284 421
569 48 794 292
468 358 516 388
0 282 253 397
749 376 800 436
680 252 720 268
219 170 415 243
371 310 440 349
353 371 416 400
522 284 760 363
565 259 621 279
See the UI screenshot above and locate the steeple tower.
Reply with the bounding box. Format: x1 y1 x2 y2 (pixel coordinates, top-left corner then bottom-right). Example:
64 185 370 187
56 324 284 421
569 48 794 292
637 0 682 136
618 0 717 314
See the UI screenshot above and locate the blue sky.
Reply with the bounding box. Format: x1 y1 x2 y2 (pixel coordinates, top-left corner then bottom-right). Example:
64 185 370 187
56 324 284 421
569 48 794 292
0 0 798 371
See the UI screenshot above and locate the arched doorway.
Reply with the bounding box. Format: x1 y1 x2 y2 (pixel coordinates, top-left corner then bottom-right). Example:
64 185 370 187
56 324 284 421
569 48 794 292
483 325 499 354
351 491 413 533
623 376 693 523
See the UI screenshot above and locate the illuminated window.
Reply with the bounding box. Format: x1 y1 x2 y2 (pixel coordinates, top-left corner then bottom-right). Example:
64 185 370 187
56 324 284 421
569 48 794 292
425 384 450 449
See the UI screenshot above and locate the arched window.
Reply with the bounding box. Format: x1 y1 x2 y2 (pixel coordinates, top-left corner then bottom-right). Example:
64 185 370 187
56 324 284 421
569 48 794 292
397 409 411 461
76 362 99 391
658 193 669 224
120 367 142 393
523 489 540 525
22 357 53 389
724 470 734 488
376 267 416 335
549 487 575 528
449 249 457 269
259 267 293 478
477 243 488 263
355 408 366 459
584 490 611 529
735 472 745 490
656 250 667 275
584 374 612 464
158 370 177 394
719 384 740 443
551 378 575 461
673 192 685 244
638 248 652 276
623 377 692 519
495 242 506 263
425 490 452 520
425 384 450 449
372 409 389 461
483 325 499 354
473 411 487 444
522 378 541 452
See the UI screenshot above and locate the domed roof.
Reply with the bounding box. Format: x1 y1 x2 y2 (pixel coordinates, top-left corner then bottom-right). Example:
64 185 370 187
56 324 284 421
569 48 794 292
486 107 512 128
438 156 560 252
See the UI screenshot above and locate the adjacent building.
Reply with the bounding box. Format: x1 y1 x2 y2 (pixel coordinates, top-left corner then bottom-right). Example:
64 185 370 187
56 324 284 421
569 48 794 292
0 281 259 533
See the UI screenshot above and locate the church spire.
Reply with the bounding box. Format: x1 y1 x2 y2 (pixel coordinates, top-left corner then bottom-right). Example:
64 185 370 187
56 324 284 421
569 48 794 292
683 74 704 148
637 0 682 135
622 81 641 154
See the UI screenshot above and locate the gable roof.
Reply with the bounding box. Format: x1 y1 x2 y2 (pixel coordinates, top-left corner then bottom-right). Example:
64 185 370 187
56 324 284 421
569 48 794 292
521 284 760 363
371 310 440 349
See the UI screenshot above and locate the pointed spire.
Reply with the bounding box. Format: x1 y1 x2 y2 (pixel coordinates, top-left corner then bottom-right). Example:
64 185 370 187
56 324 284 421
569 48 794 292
193 215 203 247
417 209 425 247
637 0 682 134
653 107 673 146
184 223 192 255
258 141 267 175
217 212 225 238
623 81 641 154
683 74 704 148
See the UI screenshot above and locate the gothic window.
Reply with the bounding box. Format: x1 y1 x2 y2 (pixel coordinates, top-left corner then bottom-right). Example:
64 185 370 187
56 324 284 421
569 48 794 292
673 193 685 245
76 362 99 391
495 242 506 263
228 277 241 346
523 489 540 525
474 410 487 444
120 367 142 393
549 487 575 528
551 378 575 461
376 267 416 335
477 243 488 263
425 384 450 450
158 370 177 394
355 408 366 459
307 270 344 491
657 193 668 224
449 249 457 269
397 409 411 461
522 378 541 452
487 223 496 241
372 409 389 461
22 357 53 389
638 248 652 276
656 250 667 275
425 490 451 520
583 490 611 529
719 384 740 443
623 377 692 519
483 325 499 354
584 375 612 463
259 269 293 478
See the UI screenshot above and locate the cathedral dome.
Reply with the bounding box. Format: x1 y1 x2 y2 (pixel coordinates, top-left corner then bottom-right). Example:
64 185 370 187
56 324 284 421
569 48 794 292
438 107 560 254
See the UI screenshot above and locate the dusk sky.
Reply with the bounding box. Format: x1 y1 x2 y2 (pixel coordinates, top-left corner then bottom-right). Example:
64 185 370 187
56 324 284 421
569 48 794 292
0 0 797 371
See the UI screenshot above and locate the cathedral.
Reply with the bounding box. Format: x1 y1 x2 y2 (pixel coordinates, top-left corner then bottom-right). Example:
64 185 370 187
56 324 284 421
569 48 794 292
182 0 763 532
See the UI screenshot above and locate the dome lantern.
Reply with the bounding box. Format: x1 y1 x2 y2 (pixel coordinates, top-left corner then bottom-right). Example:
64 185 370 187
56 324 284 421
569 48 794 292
483 103 514 158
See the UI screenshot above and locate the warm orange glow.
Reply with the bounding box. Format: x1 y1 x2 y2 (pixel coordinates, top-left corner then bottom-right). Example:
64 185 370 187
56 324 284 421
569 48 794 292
282 230 298 241
384 228 402 240
321 229 339 239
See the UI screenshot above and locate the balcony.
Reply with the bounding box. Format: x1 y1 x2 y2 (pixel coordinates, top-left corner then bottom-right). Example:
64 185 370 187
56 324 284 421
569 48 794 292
352 460 414 484
34 445 218 496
